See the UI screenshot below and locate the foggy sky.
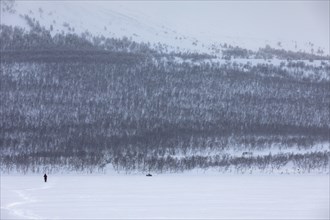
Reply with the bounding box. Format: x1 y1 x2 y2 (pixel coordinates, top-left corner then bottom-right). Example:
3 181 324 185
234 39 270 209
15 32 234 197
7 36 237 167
123 1 329 50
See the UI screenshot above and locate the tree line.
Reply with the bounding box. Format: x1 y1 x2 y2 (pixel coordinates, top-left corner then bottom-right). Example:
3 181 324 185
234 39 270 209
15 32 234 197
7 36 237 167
1 24 329 173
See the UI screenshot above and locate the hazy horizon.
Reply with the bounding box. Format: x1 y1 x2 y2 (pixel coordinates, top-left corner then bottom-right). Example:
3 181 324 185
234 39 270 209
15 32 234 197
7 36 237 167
119 1 329 51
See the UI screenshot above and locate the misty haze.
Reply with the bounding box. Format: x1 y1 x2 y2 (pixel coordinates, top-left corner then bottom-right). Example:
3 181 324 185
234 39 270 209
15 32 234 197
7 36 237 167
0 1 329 219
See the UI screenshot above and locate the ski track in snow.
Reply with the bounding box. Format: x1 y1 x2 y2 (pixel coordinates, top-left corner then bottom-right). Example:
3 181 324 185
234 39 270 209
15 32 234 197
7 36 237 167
1 178 55 219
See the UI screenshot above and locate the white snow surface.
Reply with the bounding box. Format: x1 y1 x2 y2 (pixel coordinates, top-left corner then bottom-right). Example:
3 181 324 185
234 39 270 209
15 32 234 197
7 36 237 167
1 174 329 219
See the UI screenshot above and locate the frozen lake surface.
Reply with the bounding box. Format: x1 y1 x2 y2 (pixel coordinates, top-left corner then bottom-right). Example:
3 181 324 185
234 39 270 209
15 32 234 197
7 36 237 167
1 174 329 219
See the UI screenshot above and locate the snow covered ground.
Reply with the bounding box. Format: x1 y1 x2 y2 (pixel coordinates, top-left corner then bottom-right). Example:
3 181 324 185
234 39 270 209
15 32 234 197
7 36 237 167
1 174 329 219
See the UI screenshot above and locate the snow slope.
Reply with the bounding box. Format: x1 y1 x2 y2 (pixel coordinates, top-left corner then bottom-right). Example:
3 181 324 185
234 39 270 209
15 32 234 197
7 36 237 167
1 0 327 55
1 174 329 219
0 1 207 53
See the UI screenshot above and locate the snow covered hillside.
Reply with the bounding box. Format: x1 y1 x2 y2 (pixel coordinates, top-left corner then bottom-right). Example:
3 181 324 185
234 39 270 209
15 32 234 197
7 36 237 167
0 0 329 174
1 0 206 54
1 0 329 55
1 2 329 219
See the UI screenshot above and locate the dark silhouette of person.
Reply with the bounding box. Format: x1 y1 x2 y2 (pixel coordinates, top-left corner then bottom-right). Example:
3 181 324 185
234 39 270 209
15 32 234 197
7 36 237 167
44 174 47 182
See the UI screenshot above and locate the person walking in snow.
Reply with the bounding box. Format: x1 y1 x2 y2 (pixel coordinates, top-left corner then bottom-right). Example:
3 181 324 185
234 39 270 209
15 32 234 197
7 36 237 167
44 174 47 182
